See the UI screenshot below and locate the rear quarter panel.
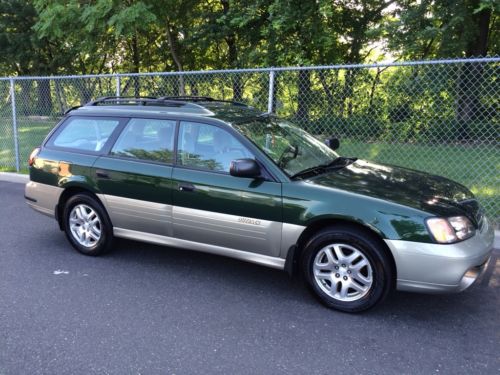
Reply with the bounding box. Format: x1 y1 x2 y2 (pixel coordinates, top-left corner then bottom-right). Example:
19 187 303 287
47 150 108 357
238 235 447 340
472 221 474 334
30 149 99 191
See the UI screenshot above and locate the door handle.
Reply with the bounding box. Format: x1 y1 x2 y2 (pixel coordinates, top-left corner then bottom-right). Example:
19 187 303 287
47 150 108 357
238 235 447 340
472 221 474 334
179 183 195 192
96 169 110 179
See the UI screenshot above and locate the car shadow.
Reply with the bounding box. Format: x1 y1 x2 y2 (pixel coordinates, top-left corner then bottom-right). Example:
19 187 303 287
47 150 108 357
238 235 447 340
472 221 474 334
93 237 500 317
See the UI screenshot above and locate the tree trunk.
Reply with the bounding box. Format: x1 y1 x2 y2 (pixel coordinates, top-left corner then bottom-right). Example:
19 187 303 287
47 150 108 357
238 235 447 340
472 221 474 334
18 80 32 116
456 1 491 140
296 70 311 126
37 79 53 116
77 81 93 105
368 67 389 114
227 33 241 101
456 64 483 140
54 80 66 115
131 34 141 97
318 70 338 116
341 70 357 117
166 22 185 96
231 74 243 102
220 0 243 102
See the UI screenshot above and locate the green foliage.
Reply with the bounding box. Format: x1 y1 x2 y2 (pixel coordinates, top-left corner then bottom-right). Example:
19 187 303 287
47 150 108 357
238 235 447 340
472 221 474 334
0 0 496 77
0 1 497 143
386 0 499 59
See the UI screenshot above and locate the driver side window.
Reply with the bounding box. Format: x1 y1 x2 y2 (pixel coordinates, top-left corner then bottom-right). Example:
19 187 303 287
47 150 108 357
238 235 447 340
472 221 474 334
177 121 252 172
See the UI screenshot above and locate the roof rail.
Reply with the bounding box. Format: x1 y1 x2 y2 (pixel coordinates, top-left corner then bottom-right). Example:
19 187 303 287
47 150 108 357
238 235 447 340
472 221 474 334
85 96 159 106
81 96 250 116
81 96 215 115
159 96 216 101
63 105 82 115
158 96 249 107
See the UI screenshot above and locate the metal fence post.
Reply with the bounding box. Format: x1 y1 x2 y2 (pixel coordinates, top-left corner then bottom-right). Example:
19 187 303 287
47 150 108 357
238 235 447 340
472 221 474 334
267 69 275 114
115 75 121 97
9 78 20 172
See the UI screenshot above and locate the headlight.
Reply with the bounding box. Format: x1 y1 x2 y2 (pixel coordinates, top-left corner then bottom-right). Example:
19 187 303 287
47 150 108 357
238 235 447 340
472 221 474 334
426 216 475 243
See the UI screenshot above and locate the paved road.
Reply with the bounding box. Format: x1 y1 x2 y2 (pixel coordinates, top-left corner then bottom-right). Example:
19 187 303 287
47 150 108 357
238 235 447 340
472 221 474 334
0 181 498 375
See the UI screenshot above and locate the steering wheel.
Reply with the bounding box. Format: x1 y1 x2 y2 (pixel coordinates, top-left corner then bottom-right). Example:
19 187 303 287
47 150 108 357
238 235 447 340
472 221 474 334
278 144 299 167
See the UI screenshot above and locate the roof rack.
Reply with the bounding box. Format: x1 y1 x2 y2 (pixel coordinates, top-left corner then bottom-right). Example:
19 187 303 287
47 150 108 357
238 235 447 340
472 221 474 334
80 96 251 117
158 96 216 101
81 96 216 115
64 105 82 115
158 96 249 107
86 96 160 106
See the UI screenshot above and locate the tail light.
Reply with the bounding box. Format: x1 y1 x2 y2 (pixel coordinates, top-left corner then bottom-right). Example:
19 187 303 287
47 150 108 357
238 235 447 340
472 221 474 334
28 147 40 167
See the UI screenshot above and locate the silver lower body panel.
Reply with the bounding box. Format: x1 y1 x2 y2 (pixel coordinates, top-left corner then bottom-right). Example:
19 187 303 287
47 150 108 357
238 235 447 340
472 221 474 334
25 181 63 218
385 217 495 293
113 227 285 270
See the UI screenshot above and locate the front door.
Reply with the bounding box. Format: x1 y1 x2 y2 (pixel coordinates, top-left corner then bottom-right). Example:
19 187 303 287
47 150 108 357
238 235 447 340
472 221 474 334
172 121 282 257
94 117 176 237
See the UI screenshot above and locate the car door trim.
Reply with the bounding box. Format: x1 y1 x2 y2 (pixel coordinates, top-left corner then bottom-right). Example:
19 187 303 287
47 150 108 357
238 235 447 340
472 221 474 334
99 193 305 261
98 194 173 237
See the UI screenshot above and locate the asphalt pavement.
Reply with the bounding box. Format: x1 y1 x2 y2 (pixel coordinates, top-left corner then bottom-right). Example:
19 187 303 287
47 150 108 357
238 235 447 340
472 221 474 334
0 180 498 374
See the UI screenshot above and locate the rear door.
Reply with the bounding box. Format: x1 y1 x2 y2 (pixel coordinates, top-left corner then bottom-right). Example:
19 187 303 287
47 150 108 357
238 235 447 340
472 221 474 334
171 121 283 257
93 117 176 237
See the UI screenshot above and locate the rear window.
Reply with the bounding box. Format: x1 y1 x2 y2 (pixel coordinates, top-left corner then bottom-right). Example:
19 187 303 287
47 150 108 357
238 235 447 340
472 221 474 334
48 117 120 152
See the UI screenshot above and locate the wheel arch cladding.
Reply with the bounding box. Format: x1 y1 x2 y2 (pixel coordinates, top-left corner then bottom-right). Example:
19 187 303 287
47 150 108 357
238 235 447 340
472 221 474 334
289 218 397 284
56 187 108 230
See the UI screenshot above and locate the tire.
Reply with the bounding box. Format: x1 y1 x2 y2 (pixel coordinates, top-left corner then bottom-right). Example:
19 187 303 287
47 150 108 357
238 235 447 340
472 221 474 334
301 225 393 313
62 193 114 256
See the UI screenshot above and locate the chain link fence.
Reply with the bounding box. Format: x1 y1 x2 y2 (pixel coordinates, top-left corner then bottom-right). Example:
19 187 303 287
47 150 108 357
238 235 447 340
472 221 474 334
0 58 498 221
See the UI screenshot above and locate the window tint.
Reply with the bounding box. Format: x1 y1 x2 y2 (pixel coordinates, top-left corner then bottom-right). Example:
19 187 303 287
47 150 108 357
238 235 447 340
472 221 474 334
51 117 120 151
111 118 175 163
177 121 251 172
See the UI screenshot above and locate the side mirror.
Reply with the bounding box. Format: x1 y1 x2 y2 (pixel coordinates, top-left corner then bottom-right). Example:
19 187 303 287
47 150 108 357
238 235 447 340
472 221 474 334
325 137 340 150
230 158 261 178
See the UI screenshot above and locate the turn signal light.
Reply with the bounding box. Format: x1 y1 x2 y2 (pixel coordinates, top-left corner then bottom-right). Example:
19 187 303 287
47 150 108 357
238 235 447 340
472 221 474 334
28 147 40 167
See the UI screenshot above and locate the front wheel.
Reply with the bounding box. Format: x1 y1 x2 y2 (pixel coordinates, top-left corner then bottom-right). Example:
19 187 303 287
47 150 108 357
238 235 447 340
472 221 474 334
301 225 393 313
63 193 113 256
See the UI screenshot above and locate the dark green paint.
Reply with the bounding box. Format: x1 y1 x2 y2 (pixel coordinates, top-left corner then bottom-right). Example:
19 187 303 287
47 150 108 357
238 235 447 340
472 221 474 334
308 160 474 217
172 168 282 222
30 105 483 246
30 149 99 191
282 180 431 242
93 157 174 205
281 160 478 242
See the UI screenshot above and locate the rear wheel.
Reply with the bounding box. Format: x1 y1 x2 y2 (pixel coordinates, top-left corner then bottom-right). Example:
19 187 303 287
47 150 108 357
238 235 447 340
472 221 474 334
301 225 393 312
63 193 113 255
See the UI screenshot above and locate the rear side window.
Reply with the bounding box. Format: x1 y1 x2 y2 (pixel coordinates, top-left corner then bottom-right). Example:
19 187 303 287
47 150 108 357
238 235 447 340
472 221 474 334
110 118 175 163
49 117 120 152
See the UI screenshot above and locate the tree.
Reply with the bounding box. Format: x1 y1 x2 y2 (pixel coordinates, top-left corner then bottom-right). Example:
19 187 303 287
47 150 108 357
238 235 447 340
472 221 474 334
0 1 62 114
386 0 499 59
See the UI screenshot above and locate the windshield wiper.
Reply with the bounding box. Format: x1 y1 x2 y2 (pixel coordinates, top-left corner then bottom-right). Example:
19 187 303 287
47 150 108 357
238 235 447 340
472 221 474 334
290 157 357 180
290 165 327 179
325 156 357 168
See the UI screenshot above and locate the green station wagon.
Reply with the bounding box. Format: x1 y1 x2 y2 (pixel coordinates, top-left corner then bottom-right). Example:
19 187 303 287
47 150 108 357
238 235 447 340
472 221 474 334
25 96 494 312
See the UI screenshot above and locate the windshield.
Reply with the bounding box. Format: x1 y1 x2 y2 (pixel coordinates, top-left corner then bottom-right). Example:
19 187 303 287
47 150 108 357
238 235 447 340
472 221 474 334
235 117 339 176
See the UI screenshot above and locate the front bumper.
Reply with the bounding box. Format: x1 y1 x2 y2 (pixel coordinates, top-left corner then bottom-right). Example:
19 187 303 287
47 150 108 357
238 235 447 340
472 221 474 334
384 216 495 293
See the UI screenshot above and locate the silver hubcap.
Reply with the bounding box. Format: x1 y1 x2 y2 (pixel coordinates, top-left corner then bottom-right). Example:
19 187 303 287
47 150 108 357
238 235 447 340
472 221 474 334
313 243 373 302
69 204 102 248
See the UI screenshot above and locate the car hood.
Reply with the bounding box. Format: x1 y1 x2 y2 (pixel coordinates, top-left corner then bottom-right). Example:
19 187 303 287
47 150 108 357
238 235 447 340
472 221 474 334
306 159 481 222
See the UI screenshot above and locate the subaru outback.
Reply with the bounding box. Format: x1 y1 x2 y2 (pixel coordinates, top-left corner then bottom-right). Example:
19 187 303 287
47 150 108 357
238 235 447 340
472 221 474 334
25 96 494 312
